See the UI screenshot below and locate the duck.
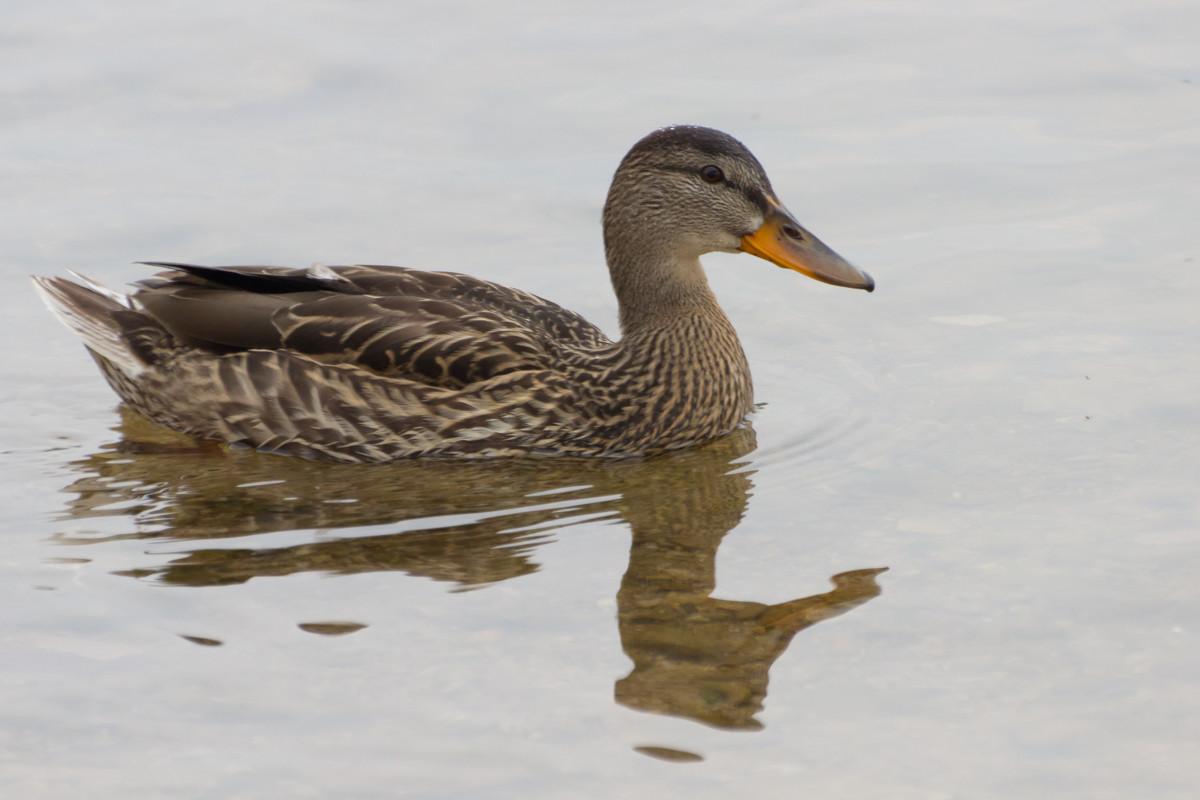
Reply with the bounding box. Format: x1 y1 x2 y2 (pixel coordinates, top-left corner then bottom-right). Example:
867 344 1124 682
33 126 874 462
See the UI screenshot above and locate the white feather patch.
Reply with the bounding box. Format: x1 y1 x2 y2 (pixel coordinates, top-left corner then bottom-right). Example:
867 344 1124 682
308 262 351 283
66 269 132 307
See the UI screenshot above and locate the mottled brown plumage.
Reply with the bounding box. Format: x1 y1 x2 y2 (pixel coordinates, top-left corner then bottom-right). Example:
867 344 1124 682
33 126 873 462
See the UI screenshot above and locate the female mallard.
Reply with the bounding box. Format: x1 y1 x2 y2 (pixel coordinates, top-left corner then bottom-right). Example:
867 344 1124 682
34 126 873 462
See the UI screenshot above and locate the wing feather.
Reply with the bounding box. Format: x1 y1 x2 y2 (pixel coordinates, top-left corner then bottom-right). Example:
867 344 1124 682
129 263 612 389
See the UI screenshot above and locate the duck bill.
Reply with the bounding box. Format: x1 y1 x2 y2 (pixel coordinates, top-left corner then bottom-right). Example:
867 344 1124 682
739 203 874 292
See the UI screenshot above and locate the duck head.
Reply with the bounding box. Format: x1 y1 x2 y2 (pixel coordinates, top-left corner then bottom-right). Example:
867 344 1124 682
603 125 874 294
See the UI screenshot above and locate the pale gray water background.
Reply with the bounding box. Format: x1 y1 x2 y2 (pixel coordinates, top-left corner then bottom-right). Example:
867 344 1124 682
3 1 1198 797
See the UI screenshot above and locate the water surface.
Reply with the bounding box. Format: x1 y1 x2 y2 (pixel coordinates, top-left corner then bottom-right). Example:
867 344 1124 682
2 1 1197 797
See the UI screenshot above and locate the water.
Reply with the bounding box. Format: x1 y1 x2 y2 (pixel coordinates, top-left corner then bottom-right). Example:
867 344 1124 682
3 1 1198 797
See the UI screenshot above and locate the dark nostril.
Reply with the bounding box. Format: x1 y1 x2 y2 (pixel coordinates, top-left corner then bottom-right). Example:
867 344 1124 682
782 225 804 241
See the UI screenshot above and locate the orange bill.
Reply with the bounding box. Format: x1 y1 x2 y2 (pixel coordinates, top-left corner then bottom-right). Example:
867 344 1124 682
739 202 874 292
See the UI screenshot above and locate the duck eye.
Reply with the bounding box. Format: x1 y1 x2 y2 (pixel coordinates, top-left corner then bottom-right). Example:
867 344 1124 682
700 165 724 183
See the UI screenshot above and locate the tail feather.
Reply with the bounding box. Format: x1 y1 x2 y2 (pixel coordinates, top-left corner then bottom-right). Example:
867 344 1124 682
31 274 148 378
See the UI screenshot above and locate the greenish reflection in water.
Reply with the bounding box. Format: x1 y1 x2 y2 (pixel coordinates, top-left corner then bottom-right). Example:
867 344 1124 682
55 407 886 731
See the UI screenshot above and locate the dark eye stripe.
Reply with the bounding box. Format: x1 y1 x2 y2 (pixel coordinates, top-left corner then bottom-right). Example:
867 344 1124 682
654 165 767 213
744 186 770 216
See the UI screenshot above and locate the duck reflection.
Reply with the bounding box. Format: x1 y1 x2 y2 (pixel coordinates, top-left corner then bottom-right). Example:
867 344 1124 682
56 407 886 730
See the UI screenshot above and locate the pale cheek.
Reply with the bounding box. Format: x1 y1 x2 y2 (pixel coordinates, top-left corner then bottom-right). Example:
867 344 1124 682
719 231 745 253
687 231 741 256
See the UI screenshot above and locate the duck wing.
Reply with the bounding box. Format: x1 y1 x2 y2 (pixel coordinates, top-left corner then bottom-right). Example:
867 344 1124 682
133 263 611 389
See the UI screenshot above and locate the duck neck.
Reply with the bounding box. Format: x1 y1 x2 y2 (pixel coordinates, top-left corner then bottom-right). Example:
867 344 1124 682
599 226 754 443
606 239 724 337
